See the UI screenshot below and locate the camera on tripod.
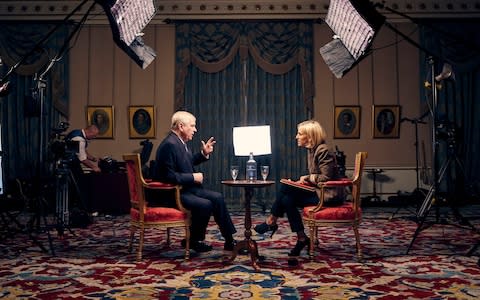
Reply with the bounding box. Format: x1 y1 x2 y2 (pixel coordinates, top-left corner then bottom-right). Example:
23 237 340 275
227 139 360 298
436 122 456 142
435 122 459 155
49 122 79 166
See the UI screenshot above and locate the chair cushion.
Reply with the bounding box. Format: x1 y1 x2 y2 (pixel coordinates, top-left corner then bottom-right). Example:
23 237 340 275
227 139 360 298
303 203 361 220
130 207 187 222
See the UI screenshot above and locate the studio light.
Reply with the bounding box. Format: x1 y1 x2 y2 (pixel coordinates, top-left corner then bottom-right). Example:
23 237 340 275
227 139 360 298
97 0 157 69
233 125 272 157
233 125 272 181
435 63 454 82
320 0 385 78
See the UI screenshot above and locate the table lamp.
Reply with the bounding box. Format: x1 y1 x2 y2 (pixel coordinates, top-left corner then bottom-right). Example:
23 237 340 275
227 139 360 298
233 125 272 181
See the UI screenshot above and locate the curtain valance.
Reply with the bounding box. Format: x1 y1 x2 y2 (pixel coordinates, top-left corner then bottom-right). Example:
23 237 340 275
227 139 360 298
0 23 53 75
175 21 313 112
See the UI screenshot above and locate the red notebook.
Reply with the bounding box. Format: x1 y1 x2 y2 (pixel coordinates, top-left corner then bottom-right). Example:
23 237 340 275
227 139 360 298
280 178 316 192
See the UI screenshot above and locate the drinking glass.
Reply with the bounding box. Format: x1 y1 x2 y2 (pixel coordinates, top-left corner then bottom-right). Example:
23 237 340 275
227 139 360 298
230 165 239 181
261 165 269 181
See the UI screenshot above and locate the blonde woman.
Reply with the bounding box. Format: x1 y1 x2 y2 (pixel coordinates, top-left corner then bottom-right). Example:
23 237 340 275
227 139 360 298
254 120 345 256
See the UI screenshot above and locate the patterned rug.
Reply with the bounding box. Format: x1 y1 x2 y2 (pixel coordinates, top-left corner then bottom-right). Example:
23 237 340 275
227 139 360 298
1 207 480 299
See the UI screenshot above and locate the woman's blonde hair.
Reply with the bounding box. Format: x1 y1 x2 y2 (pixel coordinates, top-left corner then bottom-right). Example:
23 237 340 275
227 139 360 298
297 120 327 147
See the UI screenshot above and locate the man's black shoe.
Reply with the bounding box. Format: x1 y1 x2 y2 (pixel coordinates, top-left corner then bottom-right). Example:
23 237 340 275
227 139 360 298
192 241 212 253
223 240 237 251
181 239 212 253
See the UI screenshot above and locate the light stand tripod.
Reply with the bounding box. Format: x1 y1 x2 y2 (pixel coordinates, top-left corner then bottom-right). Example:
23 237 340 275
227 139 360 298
406 59 478 254
373 5 479 254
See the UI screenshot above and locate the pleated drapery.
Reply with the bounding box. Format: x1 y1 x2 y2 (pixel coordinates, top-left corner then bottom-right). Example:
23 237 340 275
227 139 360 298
175 21 314 209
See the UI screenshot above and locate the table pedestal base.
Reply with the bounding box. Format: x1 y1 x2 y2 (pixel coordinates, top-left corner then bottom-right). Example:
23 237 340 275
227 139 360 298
221 180 274 271
230 239 260 270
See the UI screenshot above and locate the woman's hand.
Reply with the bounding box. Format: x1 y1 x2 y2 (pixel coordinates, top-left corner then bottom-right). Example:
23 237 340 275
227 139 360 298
297 175 309 184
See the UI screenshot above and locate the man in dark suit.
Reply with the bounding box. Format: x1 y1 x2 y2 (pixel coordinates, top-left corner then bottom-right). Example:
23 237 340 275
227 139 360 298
153 111 236 253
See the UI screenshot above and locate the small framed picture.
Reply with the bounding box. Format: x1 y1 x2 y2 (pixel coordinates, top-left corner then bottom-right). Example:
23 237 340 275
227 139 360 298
128 105 155 139
372 105 401 138
86 106 114 139
334 106 361 139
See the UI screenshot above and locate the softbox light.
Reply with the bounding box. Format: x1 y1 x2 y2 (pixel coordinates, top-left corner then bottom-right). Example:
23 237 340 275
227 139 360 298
233 126 272 156
97 0 157 69
320 0 385 78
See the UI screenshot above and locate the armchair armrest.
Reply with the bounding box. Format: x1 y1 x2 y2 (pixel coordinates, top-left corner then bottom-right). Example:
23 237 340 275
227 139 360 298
143 180 188 213
308 179 353 214
321 179 353 187
144 181 178 189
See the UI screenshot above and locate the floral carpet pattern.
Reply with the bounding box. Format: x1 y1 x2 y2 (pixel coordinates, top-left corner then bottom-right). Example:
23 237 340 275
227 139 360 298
1 207 480 299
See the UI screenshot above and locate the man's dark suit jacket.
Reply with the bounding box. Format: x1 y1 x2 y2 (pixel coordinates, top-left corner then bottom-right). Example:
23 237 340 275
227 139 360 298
153 131 208 187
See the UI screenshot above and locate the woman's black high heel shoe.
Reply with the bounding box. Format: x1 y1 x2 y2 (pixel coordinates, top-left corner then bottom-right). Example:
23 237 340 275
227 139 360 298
288 237 311 256
253 222 278 238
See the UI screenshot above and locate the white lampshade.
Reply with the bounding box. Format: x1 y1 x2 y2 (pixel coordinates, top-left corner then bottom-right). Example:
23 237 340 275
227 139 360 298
233 125 272 156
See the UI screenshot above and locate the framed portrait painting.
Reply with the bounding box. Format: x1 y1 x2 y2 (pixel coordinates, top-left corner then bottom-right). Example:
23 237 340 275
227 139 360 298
372 105 401 138
86 106 114 139
128 106 155 139
334 106 361 139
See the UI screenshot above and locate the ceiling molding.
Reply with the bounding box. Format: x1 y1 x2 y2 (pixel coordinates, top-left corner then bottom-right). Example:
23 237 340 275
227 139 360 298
0 1 479 24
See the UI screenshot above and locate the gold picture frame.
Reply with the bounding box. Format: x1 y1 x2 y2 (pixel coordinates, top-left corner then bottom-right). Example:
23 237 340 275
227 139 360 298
334 106 361 139
128 105 155 139
372 105 401 138
86 106 114 139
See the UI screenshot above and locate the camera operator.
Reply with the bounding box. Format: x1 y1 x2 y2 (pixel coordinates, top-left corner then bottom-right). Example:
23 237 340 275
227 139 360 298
66 125 101 175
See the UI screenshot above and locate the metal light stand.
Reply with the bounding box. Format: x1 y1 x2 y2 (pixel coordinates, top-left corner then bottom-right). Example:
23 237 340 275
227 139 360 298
406 62 478 254
37 1 96 255
405 57 440 252
377 6 478 254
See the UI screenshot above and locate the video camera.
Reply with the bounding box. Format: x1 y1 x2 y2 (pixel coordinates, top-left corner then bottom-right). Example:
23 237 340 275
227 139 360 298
50 122 79 163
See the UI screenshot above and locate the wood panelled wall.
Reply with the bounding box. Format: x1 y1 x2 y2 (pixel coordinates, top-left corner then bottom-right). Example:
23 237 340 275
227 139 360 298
68 22 430 195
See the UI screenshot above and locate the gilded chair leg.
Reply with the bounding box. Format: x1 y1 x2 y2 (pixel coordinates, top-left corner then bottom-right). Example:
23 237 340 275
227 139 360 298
138 229 145 261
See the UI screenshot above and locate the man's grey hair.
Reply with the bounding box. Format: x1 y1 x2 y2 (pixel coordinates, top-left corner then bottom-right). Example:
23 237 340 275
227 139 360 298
171 111 195 129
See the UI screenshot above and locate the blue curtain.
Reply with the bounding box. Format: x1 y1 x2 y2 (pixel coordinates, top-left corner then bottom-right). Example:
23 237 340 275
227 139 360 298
0 22 70 185
419 19 480 201
175 21 313 210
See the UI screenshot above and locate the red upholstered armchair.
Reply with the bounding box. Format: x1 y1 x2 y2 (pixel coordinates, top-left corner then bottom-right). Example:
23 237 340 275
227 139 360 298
302 152 367 259
123 154 191 260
